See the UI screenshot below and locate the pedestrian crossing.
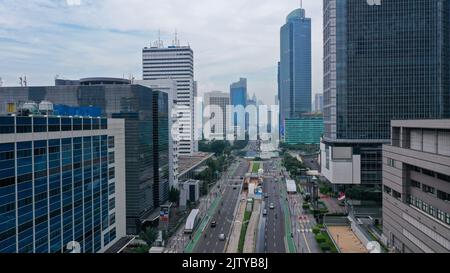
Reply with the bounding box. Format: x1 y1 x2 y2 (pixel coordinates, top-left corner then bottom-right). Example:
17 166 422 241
297 228 313 233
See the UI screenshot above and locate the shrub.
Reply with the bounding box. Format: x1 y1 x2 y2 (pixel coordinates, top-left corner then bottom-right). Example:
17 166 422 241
320 243 331 252
315 234 326 244
312 227 320 234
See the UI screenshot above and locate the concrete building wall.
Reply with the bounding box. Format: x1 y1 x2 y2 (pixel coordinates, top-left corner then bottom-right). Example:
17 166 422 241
383 120 450 253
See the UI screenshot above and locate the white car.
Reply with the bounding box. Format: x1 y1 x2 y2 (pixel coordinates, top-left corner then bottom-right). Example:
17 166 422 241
218 234 226 241
269 203 275 209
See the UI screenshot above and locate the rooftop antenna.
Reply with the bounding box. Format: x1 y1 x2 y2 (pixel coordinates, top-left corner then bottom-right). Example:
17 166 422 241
19 76 23 87
0 77 3 87
300 0 303 8
158 29 164 48
174 29 180 47
24 75 27 87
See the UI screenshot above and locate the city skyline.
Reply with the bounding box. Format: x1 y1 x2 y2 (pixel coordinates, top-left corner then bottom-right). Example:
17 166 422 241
1 0 449 257
0 0 323 106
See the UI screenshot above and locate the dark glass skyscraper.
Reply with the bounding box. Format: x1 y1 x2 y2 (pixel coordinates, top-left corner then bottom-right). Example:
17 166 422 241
230 78 247 134
279 8 312 136
321 0 450 188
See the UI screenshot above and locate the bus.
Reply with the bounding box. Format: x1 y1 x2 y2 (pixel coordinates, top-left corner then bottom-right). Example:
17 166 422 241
184 209 200 234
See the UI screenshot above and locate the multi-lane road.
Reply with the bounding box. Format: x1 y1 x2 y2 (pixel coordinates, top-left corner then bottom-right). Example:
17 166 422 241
259 160 286 253
193 160 249 253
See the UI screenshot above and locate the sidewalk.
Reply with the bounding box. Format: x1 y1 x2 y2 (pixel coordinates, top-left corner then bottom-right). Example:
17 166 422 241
226 194 246 253
243 201 261 253
319 193 346 214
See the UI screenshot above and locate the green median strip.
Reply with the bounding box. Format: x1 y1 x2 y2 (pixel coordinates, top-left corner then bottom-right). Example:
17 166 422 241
281 187 297 253
237 210 252 253
184 196 222 253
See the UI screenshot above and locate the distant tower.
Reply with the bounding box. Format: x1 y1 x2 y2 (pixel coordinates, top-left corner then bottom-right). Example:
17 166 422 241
279 6 312 136
143 35 195 156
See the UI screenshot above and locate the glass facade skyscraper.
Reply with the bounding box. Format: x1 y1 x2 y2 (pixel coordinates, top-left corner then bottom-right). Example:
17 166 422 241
0 78 170 234
284 116 324 145
321 0 450 187
0 116 126 253
279 8 312 136
230 78 247 134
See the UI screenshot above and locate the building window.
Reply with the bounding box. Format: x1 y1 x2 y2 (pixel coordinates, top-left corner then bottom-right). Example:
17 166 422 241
383 186 392 195
422 168 435 178
73 118 82 131
16 117 32 133
437 173 450 183
387 158 395 167
393 190 401 199
109 183 115 196
409 195 415 205
437 209 445 222
109 198 115 210
429 206 436 217
109 213 115 225
437 190 450 202
0 117 15 134
422 184 435 195
408 165 421 173
100 119 107 130
410 180 421 189
108 152 115 165
48 117 61 132
61 118 72 131
108 136 115 149
108 167 115 180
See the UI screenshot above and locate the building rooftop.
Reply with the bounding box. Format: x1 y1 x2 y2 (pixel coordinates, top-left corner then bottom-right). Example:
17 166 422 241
286 8 307 22
391 119 450 129
79 77 131 85
103 236 136 253
178 152 214 177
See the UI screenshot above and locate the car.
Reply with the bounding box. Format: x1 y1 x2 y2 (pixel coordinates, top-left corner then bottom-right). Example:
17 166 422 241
263 209 268 216
269 203 275 209
233 186 237 190
210 220 217 228
218 234 226 241
264 194 269 199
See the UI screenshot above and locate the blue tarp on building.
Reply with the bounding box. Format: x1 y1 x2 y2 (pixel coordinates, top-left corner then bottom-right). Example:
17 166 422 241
54 105 102 117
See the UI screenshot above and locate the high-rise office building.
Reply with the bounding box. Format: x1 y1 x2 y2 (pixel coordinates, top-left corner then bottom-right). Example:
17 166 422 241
135 79 179 189
279 7 312 136
143 42 195 156
321 0 450 188
284 115 324 145
0 113 126 253
0 78 170 234
204 91 230 140
383 119 450 253
230 78 247 137
314 93 323 113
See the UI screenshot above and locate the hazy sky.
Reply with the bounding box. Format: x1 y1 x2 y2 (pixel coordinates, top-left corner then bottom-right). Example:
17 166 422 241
0 0 323 105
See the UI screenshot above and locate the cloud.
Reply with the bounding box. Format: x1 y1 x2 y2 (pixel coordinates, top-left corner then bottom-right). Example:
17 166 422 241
0 0 323 104
66 0 81 6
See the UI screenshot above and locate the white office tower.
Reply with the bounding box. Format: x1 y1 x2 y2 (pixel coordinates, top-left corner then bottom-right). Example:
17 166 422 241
204 91 230 140
143 41 195 155
135 79 179 189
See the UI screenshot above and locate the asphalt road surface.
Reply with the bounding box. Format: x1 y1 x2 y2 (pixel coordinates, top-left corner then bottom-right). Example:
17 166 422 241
260 161 286 253
194 160 249 253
